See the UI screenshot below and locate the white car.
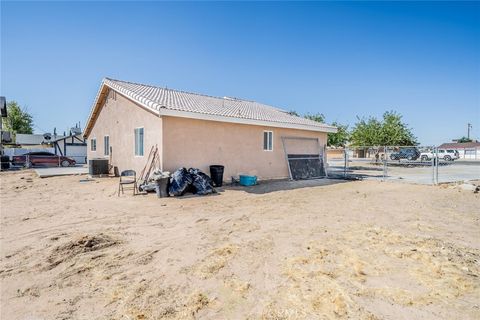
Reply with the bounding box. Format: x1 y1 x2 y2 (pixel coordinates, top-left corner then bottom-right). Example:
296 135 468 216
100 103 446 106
420 149 459 161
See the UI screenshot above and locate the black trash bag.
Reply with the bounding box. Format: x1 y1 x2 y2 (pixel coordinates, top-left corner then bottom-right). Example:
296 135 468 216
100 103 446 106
188 168 215 195
168 168 194 196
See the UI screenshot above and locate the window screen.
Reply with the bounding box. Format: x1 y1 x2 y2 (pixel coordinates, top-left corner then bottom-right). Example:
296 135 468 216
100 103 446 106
91 138 96 151
263 131 273 151
104 136 110 156
135 128 144 156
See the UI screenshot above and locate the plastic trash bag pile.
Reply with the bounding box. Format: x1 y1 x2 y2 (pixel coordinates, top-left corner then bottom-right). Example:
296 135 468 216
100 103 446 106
169 167 215 196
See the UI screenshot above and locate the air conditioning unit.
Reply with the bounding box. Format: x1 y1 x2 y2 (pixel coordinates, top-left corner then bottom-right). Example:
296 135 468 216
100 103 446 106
89 158 109 175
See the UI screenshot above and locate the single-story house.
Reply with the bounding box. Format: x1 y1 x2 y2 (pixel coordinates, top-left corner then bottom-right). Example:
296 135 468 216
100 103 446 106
83 78 337 180
438 141 480 160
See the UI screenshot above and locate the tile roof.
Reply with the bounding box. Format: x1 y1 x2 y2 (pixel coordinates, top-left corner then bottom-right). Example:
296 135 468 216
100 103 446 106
87 78 336 133
438 142 480 149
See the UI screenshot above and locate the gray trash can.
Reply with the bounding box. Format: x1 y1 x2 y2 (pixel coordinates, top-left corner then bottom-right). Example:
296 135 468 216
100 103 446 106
155 177 170 198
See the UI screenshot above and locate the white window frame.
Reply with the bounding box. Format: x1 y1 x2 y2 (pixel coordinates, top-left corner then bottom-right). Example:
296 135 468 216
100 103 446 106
134 127 144 157
263 130 273 151
104 135 110 156
90 138 96 152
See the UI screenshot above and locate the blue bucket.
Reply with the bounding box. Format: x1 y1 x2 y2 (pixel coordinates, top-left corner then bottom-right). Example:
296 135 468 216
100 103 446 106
239 175 257 186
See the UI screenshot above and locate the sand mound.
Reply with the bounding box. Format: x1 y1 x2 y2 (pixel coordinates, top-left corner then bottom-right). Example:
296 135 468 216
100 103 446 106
46 234 119 269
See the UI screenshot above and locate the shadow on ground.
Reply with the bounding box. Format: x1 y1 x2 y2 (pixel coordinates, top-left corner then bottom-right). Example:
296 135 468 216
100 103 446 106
220 178 351 195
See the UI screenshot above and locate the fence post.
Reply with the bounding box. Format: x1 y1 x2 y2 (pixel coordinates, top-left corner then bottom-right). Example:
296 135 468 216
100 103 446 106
435 147 439 184
383 146 387 181
344 147 348 179
431 147 435 185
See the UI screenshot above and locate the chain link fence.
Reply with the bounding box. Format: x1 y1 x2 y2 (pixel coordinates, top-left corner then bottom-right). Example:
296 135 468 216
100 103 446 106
327 146 480 185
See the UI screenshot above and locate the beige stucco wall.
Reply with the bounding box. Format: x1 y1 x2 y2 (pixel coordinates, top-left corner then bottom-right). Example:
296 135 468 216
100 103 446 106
162 116 327 180
86 91 162 174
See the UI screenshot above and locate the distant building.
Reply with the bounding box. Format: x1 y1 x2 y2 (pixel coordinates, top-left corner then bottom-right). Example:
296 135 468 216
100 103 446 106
9 132 87 164
438 141 480 160
15 133 65 146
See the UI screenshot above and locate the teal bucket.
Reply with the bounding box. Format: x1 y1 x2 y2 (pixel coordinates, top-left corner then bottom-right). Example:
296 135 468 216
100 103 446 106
239 175 257 186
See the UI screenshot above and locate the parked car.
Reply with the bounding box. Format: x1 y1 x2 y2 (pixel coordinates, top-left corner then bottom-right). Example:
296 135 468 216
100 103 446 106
389 147 420 161
12 152 76 168
420 149 459 161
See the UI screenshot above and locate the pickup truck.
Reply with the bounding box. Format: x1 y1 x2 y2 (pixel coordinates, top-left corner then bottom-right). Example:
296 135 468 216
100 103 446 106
420 149 459 161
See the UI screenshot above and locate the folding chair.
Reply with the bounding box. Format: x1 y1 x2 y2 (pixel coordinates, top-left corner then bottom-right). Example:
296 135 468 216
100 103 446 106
118 170 137 196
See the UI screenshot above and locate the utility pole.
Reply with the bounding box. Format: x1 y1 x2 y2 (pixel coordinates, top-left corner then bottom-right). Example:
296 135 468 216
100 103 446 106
468 123 472 139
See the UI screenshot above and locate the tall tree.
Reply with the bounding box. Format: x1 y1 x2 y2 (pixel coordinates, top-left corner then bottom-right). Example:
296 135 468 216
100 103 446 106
350 111 417 146
2 101 34 135
350 116 383 146
380 111 417 146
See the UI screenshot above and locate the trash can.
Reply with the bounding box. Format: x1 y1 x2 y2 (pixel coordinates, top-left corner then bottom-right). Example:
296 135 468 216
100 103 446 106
0 156 10 171
155 177 170 198
209 165 224 187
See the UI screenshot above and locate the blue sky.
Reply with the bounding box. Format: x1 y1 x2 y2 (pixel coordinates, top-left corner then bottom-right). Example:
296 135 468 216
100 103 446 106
1 1 479 145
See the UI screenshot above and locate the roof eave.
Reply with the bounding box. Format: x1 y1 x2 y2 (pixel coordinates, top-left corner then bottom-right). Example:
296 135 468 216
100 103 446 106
158 108 338 133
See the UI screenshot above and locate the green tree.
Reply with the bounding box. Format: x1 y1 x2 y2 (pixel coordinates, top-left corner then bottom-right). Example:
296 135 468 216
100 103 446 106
350 111 417 146
350 116 383 146
2 101 34 135
457 136 472 143
380 111 417 146
328 121 349 147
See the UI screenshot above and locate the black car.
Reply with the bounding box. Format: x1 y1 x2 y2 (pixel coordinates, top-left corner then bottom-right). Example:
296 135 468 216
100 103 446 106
389 147 420 161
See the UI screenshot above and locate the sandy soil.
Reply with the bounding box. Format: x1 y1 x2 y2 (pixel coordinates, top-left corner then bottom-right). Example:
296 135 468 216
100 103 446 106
1 170 479 320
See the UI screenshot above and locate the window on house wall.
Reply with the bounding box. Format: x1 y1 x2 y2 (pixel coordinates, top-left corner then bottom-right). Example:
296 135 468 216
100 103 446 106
104 136 110 156
90 138 96 151
134 128 144 156
263 131 273 151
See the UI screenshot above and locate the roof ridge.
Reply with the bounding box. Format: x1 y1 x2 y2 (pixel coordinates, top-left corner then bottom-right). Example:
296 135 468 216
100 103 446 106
105 77 280 108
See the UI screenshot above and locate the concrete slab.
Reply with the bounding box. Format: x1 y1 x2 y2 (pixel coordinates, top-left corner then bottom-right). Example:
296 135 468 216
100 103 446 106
35 166 89 178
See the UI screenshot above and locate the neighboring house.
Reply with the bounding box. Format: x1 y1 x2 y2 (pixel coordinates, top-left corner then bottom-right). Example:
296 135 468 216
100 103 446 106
13 133 87 164
15 133 62 146
84 78 337 180
51 134 87 164
438 141 480 160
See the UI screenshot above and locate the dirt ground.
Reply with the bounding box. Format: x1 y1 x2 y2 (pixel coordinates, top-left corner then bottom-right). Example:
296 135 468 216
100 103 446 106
1 170 479 320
